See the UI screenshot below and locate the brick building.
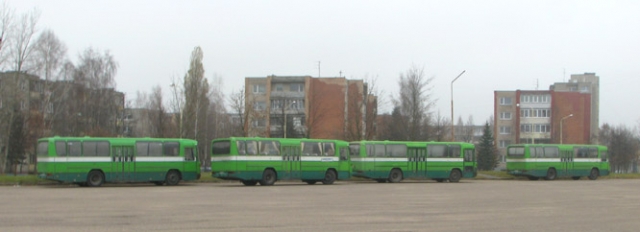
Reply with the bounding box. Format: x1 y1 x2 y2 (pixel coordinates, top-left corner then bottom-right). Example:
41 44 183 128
494 73 600 162
245 75 376 140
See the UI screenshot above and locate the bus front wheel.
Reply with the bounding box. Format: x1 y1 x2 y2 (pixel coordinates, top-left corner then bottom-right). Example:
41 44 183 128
87 170 104 187
544 168 557 180
165 171 181 186
588 168 599 180
448 169 462 183
260 169 276 186
322 170 337 185
388 169 403 183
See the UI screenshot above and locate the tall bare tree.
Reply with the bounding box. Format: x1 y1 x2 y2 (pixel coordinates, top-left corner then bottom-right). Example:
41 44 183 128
392 65 435 141
229 86 247 136
599 123 639 173
430 111 450 142
182 46 210 164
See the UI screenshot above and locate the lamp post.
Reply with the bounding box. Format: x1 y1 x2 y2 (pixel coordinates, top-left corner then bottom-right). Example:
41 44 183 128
450 70 466 141
284 101 296 138
560 113 573 144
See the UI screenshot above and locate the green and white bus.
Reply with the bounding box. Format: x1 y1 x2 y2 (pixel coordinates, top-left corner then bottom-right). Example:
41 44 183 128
350 141 477 183
211 137 351 186
506 144 610 180
37 136 201 187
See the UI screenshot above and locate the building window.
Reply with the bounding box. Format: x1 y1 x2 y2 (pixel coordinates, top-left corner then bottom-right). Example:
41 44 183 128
534 124 551 133
520 124 532 133
253 101 266 111
290 83 304 92
273 84 284 92
499 112 512 120
271 99 283 110
251 118 266 128
253 84 266 93
500 97 512 105
499 126 511 134
520 109 530 118
520 94 550 103
499 140 511 148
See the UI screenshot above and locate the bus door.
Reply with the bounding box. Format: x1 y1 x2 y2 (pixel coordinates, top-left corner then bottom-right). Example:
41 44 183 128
408 148 427 178
282 146 301 179
184 146 198 174
561 150 574 176
463 148 476 177
112 146 135 182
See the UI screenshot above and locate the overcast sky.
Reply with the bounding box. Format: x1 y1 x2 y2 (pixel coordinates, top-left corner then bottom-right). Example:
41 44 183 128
10 0 640 127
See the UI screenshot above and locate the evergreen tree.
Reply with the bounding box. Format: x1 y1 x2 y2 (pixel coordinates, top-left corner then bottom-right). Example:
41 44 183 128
477 122 497 171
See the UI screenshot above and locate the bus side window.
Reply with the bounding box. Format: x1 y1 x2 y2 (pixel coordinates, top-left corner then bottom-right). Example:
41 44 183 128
55 141 66 156
323 143 335 156
164 142 179 156
68 141 82 156
246 141 258 155
236 141 246 155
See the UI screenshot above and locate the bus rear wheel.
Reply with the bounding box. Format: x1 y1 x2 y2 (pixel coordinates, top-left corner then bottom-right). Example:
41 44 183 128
588 168 599 180
388 169 403 183
322 170 337 185
242 180 258 186
544 168 557 180
260 169 276 186
165 171 181 186
87 170 104 187
448 169 462 183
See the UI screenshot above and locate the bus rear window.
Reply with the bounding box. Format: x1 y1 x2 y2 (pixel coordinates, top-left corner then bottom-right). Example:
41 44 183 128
37 142 49 157
212 141 231 155
508 147 525 157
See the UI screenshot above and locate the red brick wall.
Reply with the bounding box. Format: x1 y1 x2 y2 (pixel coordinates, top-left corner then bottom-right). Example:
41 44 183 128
308 78 347 139
551 91 591 144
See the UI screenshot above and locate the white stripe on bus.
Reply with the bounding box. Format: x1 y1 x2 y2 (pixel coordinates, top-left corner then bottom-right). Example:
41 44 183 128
507 158 602 163
350 157 463 162
211 156 339 162
135 157 185 162
38 157 111 162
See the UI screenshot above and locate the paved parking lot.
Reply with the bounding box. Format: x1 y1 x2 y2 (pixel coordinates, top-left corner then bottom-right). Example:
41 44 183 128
1 179 639 232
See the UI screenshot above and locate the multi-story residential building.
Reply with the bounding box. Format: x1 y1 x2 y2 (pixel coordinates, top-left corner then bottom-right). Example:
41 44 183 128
245 75 376 140
494 73 599 162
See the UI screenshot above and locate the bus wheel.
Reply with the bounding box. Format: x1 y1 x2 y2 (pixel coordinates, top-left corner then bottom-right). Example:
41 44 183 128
242 180 258 186
305 181 317 185
165 171 181 186
87 170 104 187
544 168 557 180
388 169 403 183
588 168 599 180
322 170 337 185
571 176 580 180
376 179 387 183
527 176 540 180
448 169 462 183
260 169 276 186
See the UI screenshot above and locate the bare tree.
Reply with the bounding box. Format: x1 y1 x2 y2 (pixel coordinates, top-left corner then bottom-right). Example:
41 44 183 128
392 65 436 141
0 1 14 67
430 111 450 142
461 115 475 142
228 86 247 136
599 123 639 173
0 8 39 173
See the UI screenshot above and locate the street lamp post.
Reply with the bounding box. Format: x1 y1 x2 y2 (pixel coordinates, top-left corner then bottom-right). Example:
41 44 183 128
450 70 466 141
560 113 573 144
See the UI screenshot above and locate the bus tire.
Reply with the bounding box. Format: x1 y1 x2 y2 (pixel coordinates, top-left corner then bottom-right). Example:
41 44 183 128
322 170 337 185
242 180 258 186
527 176 540 180
588 168 599 180
260 169 277 186
448 169 462 183
165 170 181 186
388 169 403 183
87 170 104 187
571 176 580 180
544 168 557 180
305 181 317 185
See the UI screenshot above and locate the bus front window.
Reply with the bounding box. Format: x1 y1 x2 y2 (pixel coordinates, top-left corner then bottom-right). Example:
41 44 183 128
212 141 231 155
